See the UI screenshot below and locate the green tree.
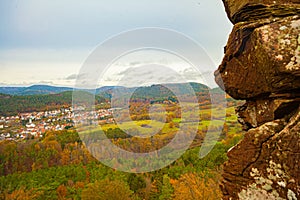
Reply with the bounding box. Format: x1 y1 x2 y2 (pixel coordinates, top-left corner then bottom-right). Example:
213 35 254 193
81 179 133 200
159 174 173 200
128 174 146 192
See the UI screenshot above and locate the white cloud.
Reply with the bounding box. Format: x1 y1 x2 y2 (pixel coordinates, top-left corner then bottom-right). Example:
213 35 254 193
65 74 77 80
0 0 232 87
0 48 90 86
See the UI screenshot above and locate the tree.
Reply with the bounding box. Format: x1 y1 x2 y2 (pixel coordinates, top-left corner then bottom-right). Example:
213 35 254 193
128 174 146 192
57 184 67 199
159 174 173 200
171 173 222 200
4 187 42 200
168 121 174 129
81 179 133 200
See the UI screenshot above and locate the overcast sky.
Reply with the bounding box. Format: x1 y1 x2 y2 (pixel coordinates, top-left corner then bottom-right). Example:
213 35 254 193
0 0 232 87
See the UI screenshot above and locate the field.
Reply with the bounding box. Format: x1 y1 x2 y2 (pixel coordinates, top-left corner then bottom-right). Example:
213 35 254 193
0 99 244 199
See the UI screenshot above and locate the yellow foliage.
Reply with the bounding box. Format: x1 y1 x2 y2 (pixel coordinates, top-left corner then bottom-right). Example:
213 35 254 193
4 187 42 200
81 179 133 200
171 172 222 200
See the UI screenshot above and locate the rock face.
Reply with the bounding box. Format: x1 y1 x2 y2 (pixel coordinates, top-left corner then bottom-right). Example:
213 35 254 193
223 0 300 24
215 15 300 99
222 109 300 199
215 0 300 199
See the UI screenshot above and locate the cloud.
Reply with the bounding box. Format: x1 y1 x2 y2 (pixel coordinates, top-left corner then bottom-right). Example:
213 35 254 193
114 64 191 87
0 0 232 54
129 61 142 66
0 1 232 87
65 73 90 81
38 81 54 85
65 74 77 80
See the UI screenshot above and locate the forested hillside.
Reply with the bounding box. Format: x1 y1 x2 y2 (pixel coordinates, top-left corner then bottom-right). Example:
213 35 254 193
0 122 243 199
0 85 73 96
0 91 106 116
0 82 244 199
0 83 228 116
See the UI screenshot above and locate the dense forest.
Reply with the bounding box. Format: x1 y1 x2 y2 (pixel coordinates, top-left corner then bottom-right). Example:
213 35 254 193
0 125 243 199
0 83 243 199
0 91 106 116
0 83 230 117
0 102 244 199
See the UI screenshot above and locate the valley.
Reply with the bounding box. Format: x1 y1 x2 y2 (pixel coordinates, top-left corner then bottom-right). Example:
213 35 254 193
0 83 244 199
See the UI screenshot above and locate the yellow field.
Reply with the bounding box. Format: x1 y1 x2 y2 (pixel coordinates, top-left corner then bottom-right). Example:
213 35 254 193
79 106 240 137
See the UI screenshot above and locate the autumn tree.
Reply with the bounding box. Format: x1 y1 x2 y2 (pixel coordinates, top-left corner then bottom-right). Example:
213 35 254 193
57 184 67 200
81 179 133 200
159 174 173 200
171 172 222 200
4 187 42 200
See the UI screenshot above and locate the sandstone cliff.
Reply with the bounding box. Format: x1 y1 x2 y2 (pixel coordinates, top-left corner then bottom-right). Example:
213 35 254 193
215 0 300 199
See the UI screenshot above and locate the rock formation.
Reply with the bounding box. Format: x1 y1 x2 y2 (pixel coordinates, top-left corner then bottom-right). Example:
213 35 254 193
215 0 300 199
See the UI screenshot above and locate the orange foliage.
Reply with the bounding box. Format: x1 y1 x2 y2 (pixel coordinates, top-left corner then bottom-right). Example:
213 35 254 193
57 185 67 200
171 172 222 200
4 187 42 200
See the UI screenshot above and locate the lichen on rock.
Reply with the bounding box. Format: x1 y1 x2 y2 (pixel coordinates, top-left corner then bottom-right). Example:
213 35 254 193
215 15 300 99
216 0 300 199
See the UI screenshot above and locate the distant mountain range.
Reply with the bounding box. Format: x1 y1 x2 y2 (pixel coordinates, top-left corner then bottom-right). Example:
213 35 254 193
0 83 221 96
0 83 225 116
0 85 128 96
0 85 74 95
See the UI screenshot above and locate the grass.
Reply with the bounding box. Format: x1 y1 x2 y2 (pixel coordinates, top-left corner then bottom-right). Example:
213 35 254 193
172 118 181 123
79 106 240 137
80 120 178 136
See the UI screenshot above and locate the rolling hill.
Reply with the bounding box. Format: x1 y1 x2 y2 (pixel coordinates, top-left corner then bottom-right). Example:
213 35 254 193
0 85 73 95
0 83 225 116
0 91 106 116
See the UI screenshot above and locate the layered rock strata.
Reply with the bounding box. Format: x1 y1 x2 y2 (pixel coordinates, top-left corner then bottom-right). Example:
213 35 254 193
215 0 300 199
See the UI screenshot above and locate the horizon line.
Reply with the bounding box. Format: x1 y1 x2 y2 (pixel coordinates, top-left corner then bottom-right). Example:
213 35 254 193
0 82 219 89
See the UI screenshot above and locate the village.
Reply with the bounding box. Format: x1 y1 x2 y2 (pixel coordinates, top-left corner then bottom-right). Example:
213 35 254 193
0 107 114 141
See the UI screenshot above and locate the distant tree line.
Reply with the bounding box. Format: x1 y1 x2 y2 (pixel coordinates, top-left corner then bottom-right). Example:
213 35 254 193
0 92 106 116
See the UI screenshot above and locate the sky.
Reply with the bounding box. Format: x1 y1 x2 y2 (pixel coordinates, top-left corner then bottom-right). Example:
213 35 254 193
0 0 232 88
